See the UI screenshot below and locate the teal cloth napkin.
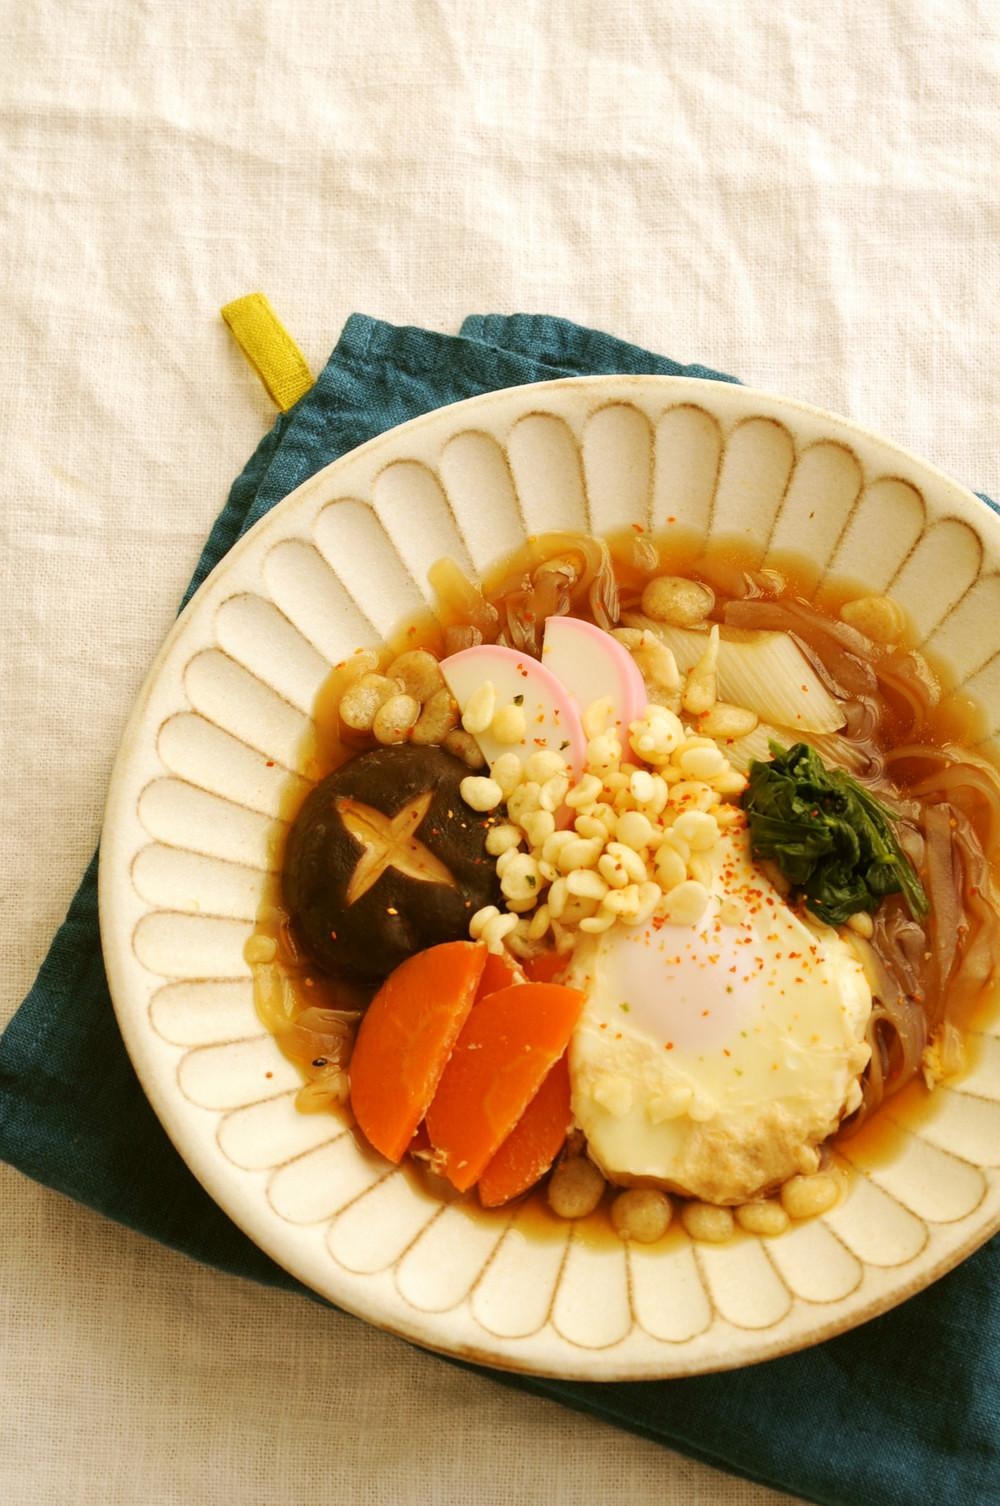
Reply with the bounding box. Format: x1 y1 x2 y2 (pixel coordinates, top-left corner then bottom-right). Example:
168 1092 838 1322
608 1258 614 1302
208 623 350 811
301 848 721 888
2 313 997 1506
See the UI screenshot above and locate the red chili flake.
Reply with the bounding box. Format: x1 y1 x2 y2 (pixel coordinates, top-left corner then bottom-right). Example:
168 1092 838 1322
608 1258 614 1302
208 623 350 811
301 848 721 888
667 515 677 524
723 1048 731 1058
265 1071 273 1079
631 522 645 534
329 930 338 940
664 1041 675 1050
266 760 275 768
534 737 546 747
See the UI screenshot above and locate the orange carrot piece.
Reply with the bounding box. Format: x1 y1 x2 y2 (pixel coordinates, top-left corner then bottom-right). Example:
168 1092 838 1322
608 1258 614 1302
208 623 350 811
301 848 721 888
424 982 585 1192
349 940 487 1163
477 950 525 999
478 1051 572 1208
524 950 569 985
404 955 522 1166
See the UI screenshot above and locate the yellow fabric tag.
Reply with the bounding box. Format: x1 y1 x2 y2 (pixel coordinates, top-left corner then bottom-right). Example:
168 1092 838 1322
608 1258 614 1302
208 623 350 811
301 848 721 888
221 293 314 411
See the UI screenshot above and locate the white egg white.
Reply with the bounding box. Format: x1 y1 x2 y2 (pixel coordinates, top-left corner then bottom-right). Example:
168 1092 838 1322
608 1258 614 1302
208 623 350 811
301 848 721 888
565 826 873 1204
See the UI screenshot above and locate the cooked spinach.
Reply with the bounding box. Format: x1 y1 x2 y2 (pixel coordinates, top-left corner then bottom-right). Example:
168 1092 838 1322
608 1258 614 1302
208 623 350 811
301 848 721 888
741 741 928 926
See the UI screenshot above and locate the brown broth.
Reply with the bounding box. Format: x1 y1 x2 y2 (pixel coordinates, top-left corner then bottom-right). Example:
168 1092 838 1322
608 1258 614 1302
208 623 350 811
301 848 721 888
248 528 1000 1241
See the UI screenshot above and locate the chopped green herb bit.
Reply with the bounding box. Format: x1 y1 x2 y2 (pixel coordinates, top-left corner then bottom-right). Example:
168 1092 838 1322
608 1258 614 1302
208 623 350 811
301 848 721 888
513 693 524 705
559 739 570 750
741 741 928 926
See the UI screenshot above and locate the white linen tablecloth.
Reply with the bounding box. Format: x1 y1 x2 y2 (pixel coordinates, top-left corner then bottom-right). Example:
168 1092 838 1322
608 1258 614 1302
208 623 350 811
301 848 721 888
3 2 997 1502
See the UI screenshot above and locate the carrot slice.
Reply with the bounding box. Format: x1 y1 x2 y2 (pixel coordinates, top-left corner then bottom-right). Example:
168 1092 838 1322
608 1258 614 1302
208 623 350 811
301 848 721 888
478 1051 572 1208
402 955 521 1164
477 950 525 999
424 982 585 1191
349 940 487 1163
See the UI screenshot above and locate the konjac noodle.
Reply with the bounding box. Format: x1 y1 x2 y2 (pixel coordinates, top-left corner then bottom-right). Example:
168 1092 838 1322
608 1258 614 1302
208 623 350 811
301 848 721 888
248 528 1000 1244
706 586 998 1124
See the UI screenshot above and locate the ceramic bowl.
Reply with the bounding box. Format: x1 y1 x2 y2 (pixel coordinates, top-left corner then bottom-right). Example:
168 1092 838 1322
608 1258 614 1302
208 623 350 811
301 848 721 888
99 376 1000 1379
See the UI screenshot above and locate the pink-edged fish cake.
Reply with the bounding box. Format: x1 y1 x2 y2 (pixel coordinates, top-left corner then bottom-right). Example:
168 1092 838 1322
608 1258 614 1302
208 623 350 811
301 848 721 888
541 615 647 733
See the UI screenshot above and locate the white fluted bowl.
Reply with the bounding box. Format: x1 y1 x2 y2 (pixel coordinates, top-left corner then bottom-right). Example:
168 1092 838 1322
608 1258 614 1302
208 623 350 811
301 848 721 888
100 377 1000 1379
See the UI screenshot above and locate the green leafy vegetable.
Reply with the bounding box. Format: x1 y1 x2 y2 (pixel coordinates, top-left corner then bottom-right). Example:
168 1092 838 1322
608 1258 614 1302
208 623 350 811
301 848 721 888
741 741 928 926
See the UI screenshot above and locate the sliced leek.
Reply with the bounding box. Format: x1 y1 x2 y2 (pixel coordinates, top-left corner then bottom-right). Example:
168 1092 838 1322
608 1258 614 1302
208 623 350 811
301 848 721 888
724 722 867 774
623 614 846 734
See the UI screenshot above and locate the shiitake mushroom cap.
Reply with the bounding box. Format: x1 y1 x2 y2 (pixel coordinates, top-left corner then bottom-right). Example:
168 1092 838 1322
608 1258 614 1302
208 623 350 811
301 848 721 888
283 744 501 983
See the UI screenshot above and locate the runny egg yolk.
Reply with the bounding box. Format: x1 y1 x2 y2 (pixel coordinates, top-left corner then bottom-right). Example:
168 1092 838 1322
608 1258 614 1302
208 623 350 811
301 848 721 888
565 827 873 1205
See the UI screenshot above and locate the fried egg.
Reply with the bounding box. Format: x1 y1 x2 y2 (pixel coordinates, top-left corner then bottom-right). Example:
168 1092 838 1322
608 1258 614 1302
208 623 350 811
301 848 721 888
565 826 873 1204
